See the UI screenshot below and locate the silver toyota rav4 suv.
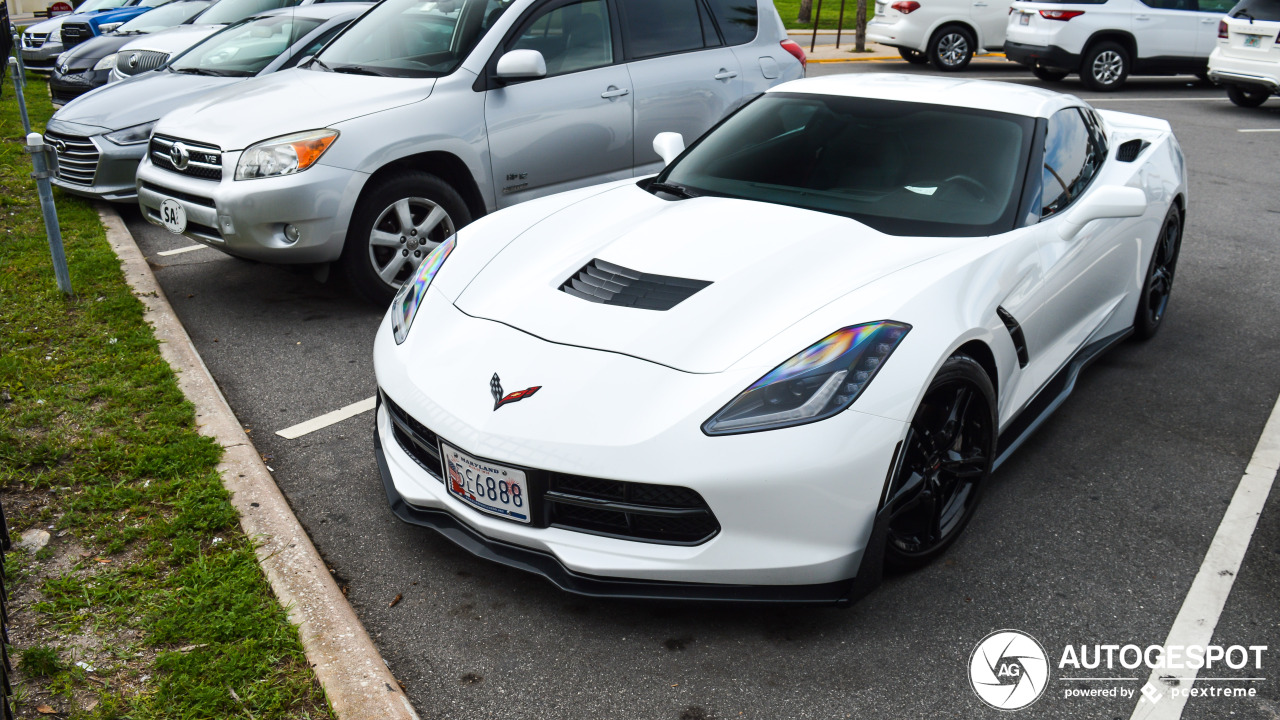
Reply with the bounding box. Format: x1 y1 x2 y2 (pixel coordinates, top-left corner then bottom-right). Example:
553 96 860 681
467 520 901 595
137 0 806 301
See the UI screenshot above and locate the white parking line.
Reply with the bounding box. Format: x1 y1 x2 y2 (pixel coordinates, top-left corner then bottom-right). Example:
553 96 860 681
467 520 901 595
1129 392 1280 720
156 244 210 257
1089 97 1229 102
276 396 377 439
1238 128 1280 133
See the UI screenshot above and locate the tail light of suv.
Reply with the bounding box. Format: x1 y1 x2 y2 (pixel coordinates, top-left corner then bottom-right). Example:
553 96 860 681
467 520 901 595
1219 19 1228 38
1039 9 1085 19
892 0 921 12
781 39 807 68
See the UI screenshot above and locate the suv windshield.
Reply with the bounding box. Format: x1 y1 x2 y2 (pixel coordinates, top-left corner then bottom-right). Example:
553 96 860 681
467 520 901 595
659 93 1034 237
75 0 131 13
1231 0 1280 20
117 1 212 33
171 13 322 75
196 0 301 26
317 0 510 78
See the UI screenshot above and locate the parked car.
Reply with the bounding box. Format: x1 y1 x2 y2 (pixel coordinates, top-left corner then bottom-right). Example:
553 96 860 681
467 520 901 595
867 0 1014 70
371 73 1187 602
44 4 369 202
106 0 368 83
57 0 173 51
48 0 213 106
1005 0 1235 90
1208 0 1279 105
20 0 137 71
136 0 806 302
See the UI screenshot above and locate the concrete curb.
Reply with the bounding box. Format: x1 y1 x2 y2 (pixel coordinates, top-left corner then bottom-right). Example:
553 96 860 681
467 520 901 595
97 206 420 720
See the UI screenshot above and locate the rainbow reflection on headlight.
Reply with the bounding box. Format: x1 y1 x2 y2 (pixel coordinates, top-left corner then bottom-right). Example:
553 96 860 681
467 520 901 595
392 234 456 345
750 323 885 389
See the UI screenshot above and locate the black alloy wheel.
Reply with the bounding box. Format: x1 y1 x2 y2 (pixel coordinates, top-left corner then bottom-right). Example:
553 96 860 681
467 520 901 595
899 47 929 65
1134 205 1182 340
1226 84 1270 108
928 26 975 72
885 355 996 569
1080 41 1129 92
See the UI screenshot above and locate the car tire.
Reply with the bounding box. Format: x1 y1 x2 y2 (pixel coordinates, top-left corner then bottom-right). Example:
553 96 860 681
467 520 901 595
898 47 929 65
1226 83 1270 107
1032 66 1069 82
884 353 996 570
1134 204 1182 340
927 26 975 72
341 171 471 305
1079 41 1129 92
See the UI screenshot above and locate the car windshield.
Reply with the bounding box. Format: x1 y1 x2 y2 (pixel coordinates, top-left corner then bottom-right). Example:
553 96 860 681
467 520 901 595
658 93 1035 237
316 0 510 78
1231 0 1280 20
195 0 302 26
117 1 212 32
170 14 323 74
75 0 131 13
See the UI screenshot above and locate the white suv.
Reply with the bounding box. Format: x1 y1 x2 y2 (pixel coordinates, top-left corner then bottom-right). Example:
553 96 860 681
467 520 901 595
1006 0 1234 90
1208 0 1279 105
867 0 1014 70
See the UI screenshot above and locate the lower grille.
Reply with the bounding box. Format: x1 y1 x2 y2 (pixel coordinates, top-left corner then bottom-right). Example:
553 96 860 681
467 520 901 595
381 391 720 545
44 130 99 185
116 50 170 76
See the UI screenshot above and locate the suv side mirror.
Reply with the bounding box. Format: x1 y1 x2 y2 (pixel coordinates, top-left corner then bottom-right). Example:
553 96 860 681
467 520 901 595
653 132 685 166
1058 185 1147 238
495 49 546 82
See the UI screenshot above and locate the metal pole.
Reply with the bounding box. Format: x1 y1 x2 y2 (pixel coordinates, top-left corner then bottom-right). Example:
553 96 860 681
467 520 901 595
810 0 823 54
25 133 72 296
8 59 30 135
11 32 25 90
836 0 847 48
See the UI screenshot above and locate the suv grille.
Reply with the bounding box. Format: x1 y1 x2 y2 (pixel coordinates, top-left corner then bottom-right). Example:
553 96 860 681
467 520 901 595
116 50 170 76
150 135 223 180
23 32 48 49
560 259 711 311
381 391 720 545
59 21 92 49
44 130 99 185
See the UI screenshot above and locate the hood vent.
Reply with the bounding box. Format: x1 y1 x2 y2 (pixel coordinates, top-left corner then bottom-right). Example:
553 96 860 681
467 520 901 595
560 259 711 311
1116 139 1148 163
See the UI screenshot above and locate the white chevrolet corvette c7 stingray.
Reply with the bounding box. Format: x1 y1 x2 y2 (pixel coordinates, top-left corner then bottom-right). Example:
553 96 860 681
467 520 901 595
371 74 1187 604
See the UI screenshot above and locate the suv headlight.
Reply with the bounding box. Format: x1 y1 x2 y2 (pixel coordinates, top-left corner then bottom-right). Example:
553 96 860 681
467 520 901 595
98 22 123 33
391 234 456 344
93 53 117 71
703 321 911 435
235 129 338 180
49 28 62 43
104 120 155 146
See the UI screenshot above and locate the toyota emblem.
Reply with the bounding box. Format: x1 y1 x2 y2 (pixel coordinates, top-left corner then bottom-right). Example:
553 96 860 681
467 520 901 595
127 52 139 69
169 142 190 171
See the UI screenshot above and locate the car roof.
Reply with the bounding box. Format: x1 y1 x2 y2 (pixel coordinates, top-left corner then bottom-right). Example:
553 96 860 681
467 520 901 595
769 74 1081 119
254 1 372 20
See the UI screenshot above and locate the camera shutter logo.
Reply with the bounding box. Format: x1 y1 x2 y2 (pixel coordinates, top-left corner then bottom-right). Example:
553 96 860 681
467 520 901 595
969 630 1050 711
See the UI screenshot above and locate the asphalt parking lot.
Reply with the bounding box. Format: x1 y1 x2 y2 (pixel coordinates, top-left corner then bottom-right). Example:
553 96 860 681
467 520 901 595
117 58 1280 719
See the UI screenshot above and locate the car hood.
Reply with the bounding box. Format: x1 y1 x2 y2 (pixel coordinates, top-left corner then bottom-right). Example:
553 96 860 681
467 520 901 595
50 71 239 132
60 34 131 66
453 185 951 374
118 23 221 54
153 68 435 149
26 16 68 33
89 6 147 25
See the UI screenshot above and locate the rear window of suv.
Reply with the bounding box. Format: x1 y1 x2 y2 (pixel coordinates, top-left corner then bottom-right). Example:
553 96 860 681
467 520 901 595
1230 0 1280 20
1023 0 1109 4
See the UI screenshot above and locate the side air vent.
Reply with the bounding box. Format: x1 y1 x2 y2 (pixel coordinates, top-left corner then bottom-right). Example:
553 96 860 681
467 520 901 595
1116 139 1148 162
997 306 1029 368
560 259 711 311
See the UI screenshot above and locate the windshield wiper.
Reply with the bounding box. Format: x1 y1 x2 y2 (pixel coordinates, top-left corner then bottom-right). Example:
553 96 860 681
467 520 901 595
648 181 698 199
173 67 237 76
331 64 389 76
307 56 332 72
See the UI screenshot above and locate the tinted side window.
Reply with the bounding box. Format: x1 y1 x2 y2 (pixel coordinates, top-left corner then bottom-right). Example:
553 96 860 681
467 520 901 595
1230 0 1280 19
1198 0 1234 11
704 0 757 45
1041 108 1104 218
1140 0 1194 8
619 0 705 58
509 0 613 76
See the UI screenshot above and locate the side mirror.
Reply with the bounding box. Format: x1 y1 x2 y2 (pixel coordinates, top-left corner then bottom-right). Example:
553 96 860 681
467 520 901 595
1058 185 1147 238
495 49 546 82
653 132 685 166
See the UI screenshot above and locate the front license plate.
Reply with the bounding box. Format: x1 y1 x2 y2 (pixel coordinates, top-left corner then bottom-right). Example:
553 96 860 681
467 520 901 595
1020 12 1030 24
1244 34 1262 47
443 444 530 523
159 198 187 234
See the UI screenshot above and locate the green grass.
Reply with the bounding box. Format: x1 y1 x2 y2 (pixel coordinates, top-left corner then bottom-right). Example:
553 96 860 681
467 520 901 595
0 72 334 719
774 0 874 30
